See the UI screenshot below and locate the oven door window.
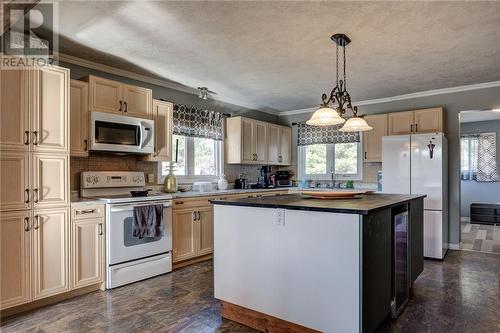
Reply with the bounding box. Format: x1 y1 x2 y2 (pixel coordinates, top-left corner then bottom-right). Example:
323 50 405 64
123 216 162 246
95 121 139 146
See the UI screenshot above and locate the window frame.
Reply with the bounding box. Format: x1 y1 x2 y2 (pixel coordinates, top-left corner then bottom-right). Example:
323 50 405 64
158 135 223 184
297 139 363 181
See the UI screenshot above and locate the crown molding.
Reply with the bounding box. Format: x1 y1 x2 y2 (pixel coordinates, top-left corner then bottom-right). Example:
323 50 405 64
279 80 500 116
55 52 280 116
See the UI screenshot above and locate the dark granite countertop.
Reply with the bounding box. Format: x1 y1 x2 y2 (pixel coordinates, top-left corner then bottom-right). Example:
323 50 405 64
211 193 426 215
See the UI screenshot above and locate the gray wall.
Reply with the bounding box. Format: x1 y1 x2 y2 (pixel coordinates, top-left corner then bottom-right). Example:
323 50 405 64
278 86 500 245
460 119 500 218
60 61 279 124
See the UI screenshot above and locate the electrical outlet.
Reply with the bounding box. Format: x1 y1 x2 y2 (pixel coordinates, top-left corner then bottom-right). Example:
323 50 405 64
147 173 154 183
276 209 285 226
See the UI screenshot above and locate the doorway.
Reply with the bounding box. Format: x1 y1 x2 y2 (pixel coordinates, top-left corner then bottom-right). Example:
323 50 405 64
459 110 500 254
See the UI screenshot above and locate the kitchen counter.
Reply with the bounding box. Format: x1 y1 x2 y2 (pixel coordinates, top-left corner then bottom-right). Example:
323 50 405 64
212 193 423 215
212 193 425 332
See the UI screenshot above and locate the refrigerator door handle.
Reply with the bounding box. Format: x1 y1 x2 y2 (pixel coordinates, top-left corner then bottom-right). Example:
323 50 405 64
427 141 435 159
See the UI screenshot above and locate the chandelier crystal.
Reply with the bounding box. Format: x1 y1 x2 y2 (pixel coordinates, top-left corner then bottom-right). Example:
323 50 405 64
307 34 372 132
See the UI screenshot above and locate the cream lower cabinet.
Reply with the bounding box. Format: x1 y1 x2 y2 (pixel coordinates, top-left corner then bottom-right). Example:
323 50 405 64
33 208 70 300
0 211 32 310
172 202 214 263
71 205 104 289
0 208 71 309
70 80 89 156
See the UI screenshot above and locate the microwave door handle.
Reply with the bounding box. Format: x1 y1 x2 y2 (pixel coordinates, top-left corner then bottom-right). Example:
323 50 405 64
139 123 145 149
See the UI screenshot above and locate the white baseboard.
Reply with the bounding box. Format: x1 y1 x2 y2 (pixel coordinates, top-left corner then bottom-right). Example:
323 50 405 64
448 243 460 250
461 216 471 223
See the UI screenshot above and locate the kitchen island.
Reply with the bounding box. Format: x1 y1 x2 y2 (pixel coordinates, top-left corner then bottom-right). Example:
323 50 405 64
211 193 425 333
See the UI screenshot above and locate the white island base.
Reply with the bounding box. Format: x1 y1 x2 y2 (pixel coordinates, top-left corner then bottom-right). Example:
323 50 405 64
214 205 362 333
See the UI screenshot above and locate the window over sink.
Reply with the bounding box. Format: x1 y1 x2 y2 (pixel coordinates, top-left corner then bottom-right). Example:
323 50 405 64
158 134 223 183
298 142 362 181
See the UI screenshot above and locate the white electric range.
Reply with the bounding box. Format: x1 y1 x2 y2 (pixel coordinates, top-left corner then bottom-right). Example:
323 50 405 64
81 171 173 289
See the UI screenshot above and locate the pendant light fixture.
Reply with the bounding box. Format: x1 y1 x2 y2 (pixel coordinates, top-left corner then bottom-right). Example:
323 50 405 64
307 34 372 132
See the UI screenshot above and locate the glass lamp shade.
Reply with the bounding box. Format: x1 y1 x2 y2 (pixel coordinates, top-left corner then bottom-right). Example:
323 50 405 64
340 116 373 132
306 106 345 126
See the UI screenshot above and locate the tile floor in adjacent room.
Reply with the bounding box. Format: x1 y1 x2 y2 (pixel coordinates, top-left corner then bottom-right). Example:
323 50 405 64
1 251 499 333
460 222 500 254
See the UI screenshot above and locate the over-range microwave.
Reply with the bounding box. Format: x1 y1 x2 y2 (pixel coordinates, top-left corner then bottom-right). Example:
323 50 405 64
90 112 154 154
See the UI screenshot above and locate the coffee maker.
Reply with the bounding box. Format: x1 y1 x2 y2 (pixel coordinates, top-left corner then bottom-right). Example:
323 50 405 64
258 166 275 188
275 170 293 187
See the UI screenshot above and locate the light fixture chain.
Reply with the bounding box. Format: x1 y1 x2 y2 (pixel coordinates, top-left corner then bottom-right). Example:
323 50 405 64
336 43 339 87
343 43 346 91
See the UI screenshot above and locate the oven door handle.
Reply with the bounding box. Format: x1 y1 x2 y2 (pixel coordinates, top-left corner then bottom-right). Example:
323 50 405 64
110 202 172 212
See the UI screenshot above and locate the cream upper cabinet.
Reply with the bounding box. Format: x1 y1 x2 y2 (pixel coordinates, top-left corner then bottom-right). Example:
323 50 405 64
32 153 69 209
122 84 152 118
267 124 292 165
0 210 32 310
33 207 70 300
254 121 268 163
363 114 388 162
142 100 173 161
414 107 444 133
71 214 104 289
88 76 123 114
197 207 214 256
0 152 30 211
388 110 414 135
86 75 152 118
226 117 290 165
267 124 281 164
279 126 292 165
31 66 69 153
0 68 30 151
70 80 89 156
389 108 444 135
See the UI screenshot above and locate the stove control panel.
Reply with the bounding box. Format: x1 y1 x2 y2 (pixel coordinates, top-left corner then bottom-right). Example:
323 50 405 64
81 171 146 188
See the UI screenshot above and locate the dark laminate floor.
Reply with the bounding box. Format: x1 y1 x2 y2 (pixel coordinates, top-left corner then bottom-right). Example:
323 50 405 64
1 250 499 333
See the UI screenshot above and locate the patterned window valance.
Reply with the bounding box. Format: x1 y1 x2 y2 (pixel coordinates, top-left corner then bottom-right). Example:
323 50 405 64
296 122 360 146
173 104 224 141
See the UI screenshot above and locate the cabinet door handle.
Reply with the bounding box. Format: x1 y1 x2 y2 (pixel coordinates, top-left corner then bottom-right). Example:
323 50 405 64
25 189 30 203
84 139 88 151
124 101 128 113
24 131 30 145
34 215 40 230
24 216 30 232
98 223 103 236
410 124 413 133
415 124 418 132
33 188 39 203
192 211 197 221
76 209 96 215
119 101 122 112
175 201 184 205
32 131 38 145
364 152 367 159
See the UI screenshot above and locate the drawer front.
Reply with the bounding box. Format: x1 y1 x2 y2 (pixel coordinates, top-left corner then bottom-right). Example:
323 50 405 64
173 198 212 209
71 205 105 220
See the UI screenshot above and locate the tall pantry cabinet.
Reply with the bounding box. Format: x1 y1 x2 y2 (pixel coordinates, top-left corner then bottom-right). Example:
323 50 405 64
0 64 70 310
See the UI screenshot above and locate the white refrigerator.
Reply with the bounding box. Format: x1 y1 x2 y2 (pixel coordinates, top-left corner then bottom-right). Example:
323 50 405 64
382 133 448 259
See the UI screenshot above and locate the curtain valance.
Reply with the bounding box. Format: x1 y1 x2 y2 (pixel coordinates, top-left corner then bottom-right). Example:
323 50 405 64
296 122 360 146
173 104 224 141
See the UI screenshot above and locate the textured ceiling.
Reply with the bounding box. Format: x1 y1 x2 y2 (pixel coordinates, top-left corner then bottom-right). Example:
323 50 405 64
43 1 500 112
